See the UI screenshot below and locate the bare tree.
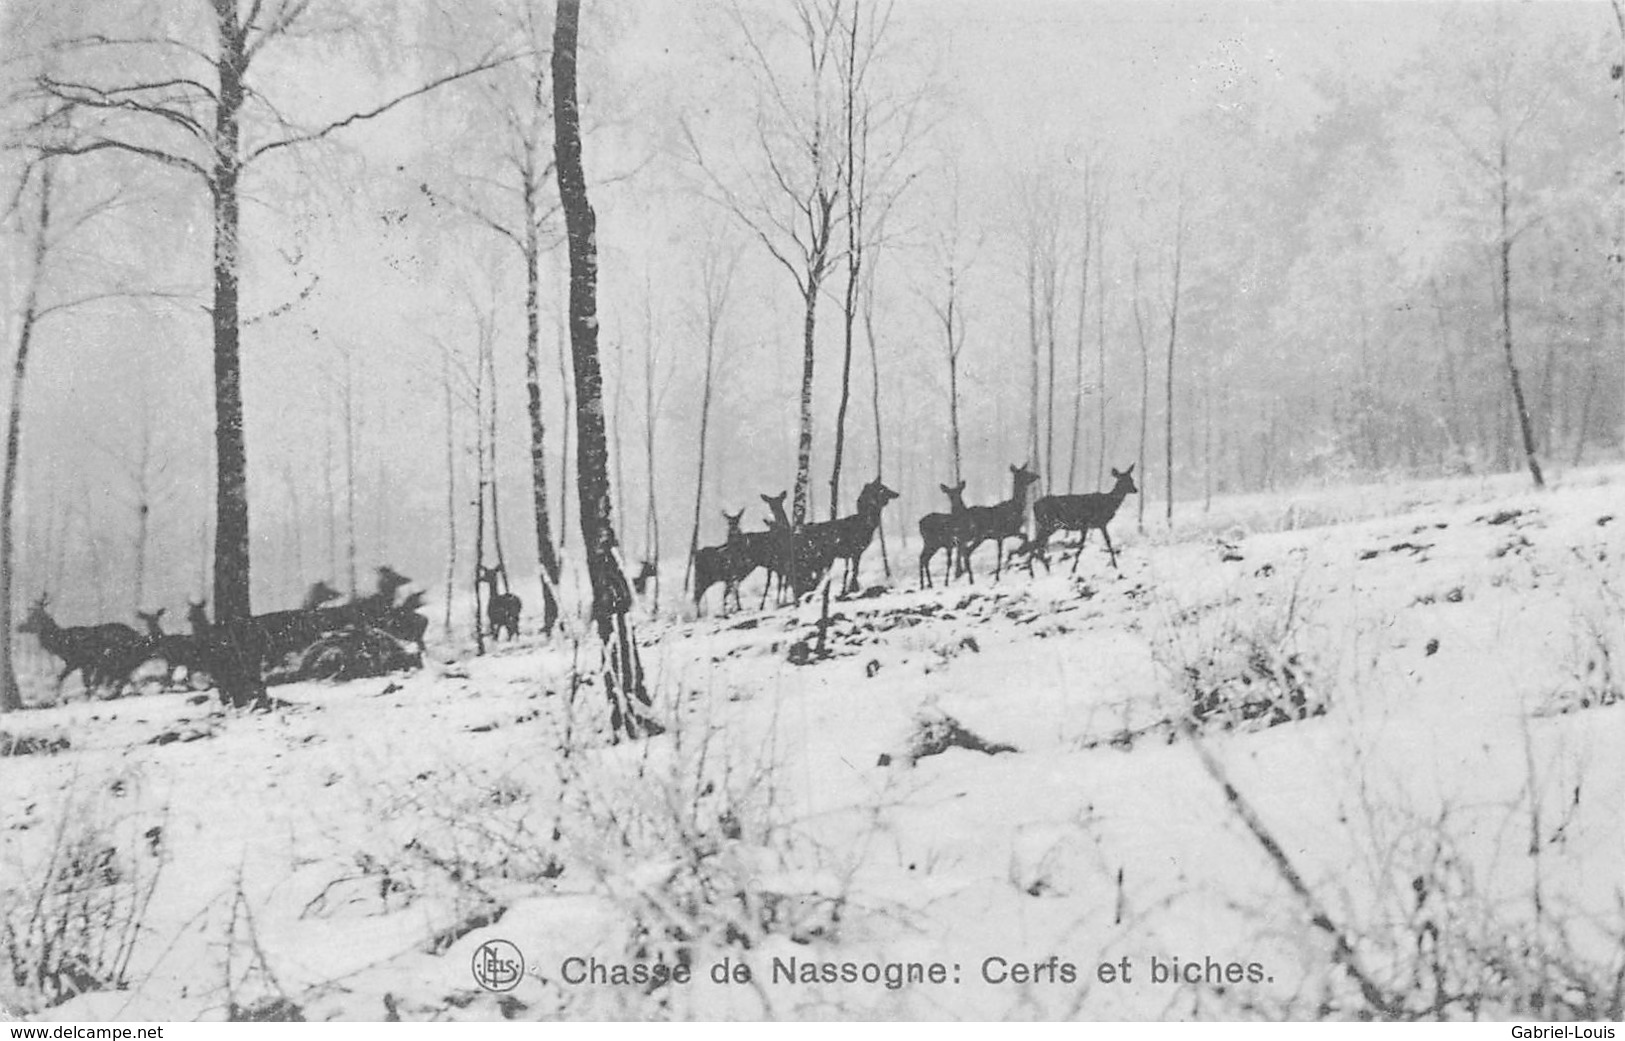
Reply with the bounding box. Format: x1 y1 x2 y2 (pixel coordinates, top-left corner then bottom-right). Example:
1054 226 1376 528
922 160 978 488
553 0 657 740
33 0 507 637
686 0 846 543
416 6 570 631
1133 253 1149 535
1066 158 1103 492
1613 0 1625 449
684 228 739 594
0 160 56 712
1165 188 1186 527
0 139 173 710
826 0 922 519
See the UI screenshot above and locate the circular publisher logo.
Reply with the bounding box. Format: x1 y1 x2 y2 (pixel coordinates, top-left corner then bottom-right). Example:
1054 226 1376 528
472 939 524 992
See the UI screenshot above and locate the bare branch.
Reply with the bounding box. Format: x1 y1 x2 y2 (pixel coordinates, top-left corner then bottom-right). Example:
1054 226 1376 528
245 53 513 165
38 75 210 139
33 136 209 182
243 274 320 326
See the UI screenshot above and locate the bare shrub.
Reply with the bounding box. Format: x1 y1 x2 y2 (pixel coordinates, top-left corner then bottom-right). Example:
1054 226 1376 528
0 787 167 1010
1150 576 1330 736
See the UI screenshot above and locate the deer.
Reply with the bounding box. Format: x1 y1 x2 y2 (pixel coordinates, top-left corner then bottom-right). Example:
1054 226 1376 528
1023 464 1138 573
240 579 350 666
733 491 793 608
693 511 750 615
18 594 145 696
918 480 971 588
477 564 522 641
631 560 658 597
375 589 429 664
801 478 900 594
129 607 223 693
957 462 1041 582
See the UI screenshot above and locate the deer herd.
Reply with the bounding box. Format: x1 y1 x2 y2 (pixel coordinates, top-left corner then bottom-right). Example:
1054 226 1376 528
15 464 1140 703
17 565 428 702
694 463 1138 614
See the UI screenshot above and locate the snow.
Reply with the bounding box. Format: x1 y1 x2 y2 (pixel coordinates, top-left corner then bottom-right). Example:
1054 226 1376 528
3 465 1623 1021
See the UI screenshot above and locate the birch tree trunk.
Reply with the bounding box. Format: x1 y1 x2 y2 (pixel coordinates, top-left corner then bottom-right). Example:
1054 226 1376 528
553 0 657 740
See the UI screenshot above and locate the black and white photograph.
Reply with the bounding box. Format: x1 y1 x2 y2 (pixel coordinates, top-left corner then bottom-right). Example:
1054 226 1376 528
1 0 1623 1023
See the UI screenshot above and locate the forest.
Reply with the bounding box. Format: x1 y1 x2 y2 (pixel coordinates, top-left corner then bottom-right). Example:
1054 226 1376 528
1 0 1623 1022
1 1 1618 699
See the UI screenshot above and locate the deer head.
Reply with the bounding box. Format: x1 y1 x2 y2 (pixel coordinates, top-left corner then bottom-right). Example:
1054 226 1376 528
17 593 50 634
304 580 344 610
859 478 899 513
137 608 166 637
1010 462 1040 490
1110 465 1138 496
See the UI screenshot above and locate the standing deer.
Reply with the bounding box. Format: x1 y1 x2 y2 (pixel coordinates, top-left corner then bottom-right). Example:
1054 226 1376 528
957 463 1041 582
743 491 793 608
694 510 755 615
477 564 522 641
918 480 971 588
803 478 900 594
18 594 144 696
1024 464 1139 573
136 607 167 639
631 560 658 597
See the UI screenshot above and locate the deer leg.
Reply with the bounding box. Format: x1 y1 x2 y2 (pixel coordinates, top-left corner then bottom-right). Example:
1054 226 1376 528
1070 529 1090 574
1100 526 1120 571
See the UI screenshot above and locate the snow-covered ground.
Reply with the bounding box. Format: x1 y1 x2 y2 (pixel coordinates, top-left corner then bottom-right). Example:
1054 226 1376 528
3 466 1623 1021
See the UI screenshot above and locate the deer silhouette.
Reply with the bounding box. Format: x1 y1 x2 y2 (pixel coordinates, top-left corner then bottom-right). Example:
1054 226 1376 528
477 565 522 641
694 510 754 615
631 559 658 597
802 477 899 594
743 491 793 608
957 462 1041 582
1024 464 1139 573
18 594 144 696
918 480 971 588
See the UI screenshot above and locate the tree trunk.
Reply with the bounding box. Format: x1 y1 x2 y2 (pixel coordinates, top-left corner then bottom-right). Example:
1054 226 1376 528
211 5 251 629
863 266 890 577
685 332 717 594
473 360 487 657
1134 255 1148 535
1026 237 1040 476
443 352 457 639
1612 0 1625 450
342 346 358 597
792 277 823 532
1165 198 1185 527
0 162 54 712
553 0 657 740
1498 146 1544 489
524 228 562 631
485 340 510 582
556 302 572 559
1067 210 1092 493
1095 224 1108 488
642 283 661 601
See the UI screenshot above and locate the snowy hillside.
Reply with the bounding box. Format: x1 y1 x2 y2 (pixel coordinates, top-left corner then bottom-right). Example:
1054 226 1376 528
3 467 1623 1022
